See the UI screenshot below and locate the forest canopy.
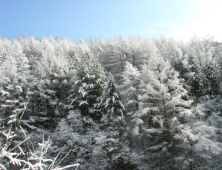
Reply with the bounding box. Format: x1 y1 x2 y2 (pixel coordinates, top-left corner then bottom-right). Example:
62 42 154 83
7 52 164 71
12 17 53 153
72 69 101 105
0 35 222 170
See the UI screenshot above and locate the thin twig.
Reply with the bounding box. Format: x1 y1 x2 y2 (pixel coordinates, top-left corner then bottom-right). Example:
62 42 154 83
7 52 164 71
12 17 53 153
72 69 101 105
54 149 72 169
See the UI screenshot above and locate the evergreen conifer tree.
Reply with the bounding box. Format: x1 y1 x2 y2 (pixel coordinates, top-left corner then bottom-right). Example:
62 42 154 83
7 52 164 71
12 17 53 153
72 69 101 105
0 40 31 125
69 53 106 119
135 56 193 169
95 72 125 117
120 61 140 112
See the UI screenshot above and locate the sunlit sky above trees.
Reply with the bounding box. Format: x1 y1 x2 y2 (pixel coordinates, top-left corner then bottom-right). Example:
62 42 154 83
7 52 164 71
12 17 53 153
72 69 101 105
0 0 222 42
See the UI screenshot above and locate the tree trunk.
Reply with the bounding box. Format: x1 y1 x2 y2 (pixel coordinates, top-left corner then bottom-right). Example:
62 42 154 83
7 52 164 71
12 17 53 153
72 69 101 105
162 93 171 142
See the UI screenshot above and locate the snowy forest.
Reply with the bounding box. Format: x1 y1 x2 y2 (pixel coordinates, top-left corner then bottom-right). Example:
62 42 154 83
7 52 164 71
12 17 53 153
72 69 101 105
0 35 222 170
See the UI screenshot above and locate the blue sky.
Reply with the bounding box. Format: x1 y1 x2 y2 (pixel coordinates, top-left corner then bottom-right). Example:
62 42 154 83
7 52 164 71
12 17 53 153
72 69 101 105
0 0 222 42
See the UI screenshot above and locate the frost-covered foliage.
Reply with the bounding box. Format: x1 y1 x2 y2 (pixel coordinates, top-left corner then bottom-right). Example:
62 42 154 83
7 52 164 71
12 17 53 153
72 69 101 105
174 105 221 169
54 110 130 170
1 35 222 170
0 39 31 125
127 56 193 169
120 61 140 112
68 53 106 119
95 73 125 117
127 55 221 169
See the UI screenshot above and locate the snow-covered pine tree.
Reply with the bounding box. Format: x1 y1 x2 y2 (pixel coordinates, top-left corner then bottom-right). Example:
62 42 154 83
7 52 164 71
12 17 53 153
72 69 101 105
134 55 221 169
207 112 222 169
99 112 132 170
28 36 70 129
187 55 205 103
153 36 183 67
54 109 110 170
18 36 42 118
0 40 31 126
95 72 125 117
95 72 131 168
195 61 222 114
69 53 106 120
187 50 221 113
202 61 221 99
174 104 222 170
120 61 140 112
0 54 17 115
96 37 125 84
186 36 220 104
135 56 193 169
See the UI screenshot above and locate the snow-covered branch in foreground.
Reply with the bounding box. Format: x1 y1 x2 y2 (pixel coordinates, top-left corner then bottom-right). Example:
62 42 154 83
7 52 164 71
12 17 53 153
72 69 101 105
0 126 79 170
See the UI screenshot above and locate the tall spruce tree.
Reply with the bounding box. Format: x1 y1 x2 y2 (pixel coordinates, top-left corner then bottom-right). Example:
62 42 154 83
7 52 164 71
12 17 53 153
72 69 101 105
135 56 193 169
134 56 221 169
69 53 106 119
95 72 125 117
120 61 140 112
0 40 31 125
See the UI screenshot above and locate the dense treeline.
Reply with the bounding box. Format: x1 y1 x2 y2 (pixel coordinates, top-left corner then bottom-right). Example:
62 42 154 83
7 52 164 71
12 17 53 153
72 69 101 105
0 35 222 170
